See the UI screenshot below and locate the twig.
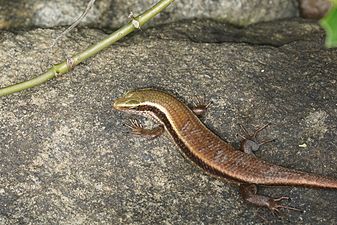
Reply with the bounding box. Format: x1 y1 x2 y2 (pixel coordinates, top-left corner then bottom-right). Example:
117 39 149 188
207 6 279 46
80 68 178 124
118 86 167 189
0 0 175 97
52 0 96 48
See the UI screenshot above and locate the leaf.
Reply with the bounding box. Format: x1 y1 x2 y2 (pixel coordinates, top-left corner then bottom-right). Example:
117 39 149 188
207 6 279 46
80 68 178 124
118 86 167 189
320 6 337 48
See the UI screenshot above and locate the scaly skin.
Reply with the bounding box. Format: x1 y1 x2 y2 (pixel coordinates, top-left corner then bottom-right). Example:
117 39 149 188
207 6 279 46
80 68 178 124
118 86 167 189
113 88 337 212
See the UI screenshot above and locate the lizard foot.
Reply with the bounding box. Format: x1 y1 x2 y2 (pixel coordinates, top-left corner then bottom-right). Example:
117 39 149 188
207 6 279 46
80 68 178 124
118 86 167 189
125 119 164 139
190 95 212 117
268 196 302 216
238 123 275 155
240 184 302 217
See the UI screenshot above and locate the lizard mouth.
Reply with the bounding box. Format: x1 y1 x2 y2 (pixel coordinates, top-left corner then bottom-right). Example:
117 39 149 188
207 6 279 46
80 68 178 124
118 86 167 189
112 98 128 110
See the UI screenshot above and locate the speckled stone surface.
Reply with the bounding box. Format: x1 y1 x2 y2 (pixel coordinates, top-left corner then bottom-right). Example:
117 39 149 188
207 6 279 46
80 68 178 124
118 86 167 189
0 19 337 224
0 0 298 29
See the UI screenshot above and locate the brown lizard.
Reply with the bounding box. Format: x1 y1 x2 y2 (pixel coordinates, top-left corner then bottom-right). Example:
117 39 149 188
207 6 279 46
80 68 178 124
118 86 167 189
113 88 337 214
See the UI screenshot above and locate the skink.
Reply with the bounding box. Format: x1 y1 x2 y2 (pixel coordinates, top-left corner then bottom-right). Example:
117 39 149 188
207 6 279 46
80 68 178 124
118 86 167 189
113 88 337 213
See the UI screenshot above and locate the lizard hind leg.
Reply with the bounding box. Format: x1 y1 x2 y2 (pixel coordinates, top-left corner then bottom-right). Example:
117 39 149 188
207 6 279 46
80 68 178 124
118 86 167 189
238 123 275 155
239 184 302 216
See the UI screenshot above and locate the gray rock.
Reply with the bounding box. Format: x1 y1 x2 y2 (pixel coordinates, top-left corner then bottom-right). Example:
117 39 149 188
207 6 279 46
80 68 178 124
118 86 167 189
110 0 299 27
1 19 337 224
0 0 109 29
0 0 298 29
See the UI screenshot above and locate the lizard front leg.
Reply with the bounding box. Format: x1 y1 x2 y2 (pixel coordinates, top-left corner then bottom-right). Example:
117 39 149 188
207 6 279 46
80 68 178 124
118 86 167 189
190 95 211 117
126 119 165 139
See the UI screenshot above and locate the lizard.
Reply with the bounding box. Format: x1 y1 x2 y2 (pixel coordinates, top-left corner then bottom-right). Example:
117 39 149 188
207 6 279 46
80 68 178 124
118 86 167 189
112 88 337 214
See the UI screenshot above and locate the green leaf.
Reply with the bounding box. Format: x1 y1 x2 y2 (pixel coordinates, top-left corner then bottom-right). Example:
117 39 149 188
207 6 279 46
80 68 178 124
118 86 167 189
320 7 337 48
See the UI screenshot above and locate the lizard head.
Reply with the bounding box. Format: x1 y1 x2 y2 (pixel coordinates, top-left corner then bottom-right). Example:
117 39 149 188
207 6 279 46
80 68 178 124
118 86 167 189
113 88 153 111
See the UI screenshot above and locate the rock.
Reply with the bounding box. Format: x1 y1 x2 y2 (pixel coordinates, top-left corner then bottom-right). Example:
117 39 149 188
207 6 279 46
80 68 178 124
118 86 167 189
298 0 331 19
0 0 108 29
0 19 336 224
0 0 298 29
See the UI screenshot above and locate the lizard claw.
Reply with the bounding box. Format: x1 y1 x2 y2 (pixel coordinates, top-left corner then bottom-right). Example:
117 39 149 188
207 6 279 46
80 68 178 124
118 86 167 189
125 119 144 135
239 123 274 144
268 196 302 216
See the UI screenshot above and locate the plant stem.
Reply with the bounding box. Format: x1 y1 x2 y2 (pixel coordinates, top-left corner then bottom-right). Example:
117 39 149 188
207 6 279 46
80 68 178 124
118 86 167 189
0 0 175 97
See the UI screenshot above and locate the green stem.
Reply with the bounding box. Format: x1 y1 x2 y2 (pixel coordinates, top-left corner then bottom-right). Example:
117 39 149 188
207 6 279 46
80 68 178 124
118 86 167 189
0 0 175 97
